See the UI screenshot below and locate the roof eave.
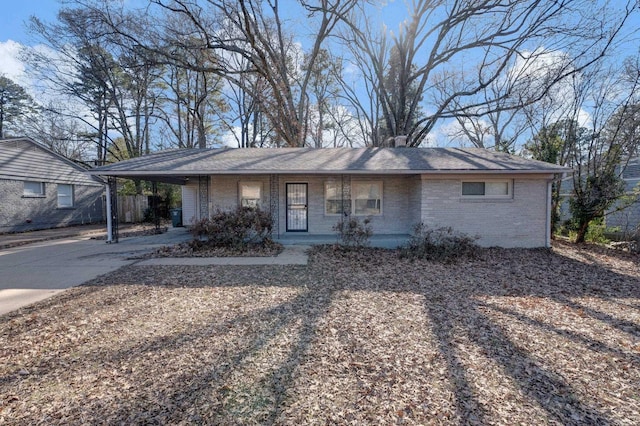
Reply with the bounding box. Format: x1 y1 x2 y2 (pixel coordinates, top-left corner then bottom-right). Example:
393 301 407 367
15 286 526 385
89 168 570 177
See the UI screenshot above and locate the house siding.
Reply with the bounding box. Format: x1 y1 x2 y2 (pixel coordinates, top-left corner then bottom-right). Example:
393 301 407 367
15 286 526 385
191 173 551 247
181 182 199 226
204 174 418 237
419 176 548 248
605 178 640 235
0 138 106 233
0 179 104 233
275 175 416 237
210 175 272 212
407 176 422 229
0 139 101 186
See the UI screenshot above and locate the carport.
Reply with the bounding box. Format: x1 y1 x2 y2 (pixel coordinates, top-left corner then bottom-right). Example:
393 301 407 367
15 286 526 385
99 173 195 243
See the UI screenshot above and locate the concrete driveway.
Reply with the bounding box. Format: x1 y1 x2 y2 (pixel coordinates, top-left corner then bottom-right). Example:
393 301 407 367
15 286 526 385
0 228 191 316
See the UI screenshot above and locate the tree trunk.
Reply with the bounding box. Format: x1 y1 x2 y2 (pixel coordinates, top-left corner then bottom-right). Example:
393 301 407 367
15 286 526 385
574 220 590 243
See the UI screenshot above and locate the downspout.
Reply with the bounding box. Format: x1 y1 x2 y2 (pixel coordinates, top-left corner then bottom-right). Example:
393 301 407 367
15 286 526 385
106 181 113 244
546 179 552 248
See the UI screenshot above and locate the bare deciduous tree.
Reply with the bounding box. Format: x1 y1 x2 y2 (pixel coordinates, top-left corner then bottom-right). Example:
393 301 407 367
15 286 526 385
540 58 640 243
340 0 636 146
136 0 360 147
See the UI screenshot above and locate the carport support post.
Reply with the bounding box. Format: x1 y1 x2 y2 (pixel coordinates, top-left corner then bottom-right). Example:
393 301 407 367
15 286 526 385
106 181 113 243
152 181 160 233
106 176 119 243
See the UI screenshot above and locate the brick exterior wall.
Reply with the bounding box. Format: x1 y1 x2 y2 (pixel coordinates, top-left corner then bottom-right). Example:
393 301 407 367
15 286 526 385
407 176 422 230
275 175 415 237
210 175 273 211
419 177 548 247
0 179 104 233
202 173 551 247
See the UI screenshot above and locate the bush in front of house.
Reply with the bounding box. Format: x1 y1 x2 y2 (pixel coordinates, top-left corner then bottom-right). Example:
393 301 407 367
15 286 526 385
190 206 273 251
333 216 373 248
399 223 479 262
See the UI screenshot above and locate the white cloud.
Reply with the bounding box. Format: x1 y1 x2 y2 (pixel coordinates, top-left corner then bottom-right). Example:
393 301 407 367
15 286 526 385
0 40 27 83
219 126 242 148
438 117 493 148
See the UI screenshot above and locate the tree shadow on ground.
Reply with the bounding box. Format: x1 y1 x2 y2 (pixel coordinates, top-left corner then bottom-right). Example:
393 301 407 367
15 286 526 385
1 245 639 424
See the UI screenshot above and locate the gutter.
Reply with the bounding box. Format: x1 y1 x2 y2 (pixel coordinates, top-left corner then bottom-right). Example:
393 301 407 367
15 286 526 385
546 179 552 248
88 169 571 177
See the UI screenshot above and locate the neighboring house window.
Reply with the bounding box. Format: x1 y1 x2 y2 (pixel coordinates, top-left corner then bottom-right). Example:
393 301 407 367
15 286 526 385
240 182 261 208
325 182 348 215
461 180 512 198
23 181 45 197
57 184 74 208
353 181 382 215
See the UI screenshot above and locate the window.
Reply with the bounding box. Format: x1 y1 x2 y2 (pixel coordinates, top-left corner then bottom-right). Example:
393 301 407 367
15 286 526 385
240 182 262 208
325 181 383 216
461 180 511 198
325 182 348 215
353 181 382 215
23 181 45 197
57 184 74 207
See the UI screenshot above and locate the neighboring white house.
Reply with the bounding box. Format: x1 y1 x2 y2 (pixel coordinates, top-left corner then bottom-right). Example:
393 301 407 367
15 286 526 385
605 157 640 236
89 147 569 248
0 137 105 233
558 157 640 237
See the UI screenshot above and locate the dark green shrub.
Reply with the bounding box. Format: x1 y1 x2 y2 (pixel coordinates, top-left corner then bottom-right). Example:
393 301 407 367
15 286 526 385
142 206 156 224
399 223 479 262
190 206 273 251
333 216 373 248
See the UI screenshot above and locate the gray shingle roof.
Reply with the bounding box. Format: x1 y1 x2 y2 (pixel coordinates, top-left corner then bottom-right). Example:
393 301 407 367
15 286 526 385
1 137 104 186
89 147 569 178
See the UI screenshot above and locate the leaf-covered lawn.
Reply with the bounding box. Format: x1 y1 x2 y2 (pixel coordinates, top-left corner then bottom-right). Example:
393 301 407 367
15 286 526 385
1 242 639 425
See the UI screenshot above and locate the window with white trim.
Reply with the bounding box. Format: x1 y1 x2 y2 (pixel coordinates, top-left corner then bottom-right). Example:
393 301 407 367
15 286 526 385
240 182 262 208
325 181 348 215
353 181 382 215
57 184 74 207
23 181 45 197
461 180 512 198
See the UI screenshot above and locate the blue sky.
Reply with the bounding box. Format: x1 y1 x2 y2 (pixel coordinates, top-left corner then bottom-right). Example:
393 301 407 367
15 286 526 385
2 1 404 44
1 1 638 149
0 2 59 44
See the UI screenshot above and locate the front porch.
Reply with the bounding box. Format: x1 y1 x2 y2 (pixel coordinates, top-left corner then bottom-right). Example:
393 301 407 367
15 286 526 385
275 233 411 249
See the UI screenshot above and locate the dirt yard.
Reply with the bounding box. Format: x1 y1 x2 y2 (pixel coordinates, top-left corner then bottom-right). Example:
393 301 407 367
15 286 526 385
1 242 639 425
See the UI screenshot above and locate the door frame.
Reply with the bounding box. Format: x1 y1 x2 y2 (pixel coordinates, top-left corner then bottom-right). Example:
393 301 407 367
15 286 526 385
285 182 308 232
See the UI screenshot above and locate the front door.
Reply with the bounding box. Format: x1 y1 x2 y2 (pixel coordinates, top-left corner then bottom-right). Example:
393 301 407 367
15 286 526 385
286 183 308 232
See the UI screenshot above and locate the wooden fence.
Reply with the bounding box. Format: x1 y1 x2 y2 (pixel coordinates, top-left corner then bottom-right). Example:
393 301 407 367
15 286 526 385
117 195 148 223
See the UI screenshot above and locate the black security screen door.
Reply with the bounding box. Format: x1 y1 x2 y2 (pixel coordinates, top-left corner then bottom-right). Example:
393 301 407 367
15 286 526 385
286 183 308 232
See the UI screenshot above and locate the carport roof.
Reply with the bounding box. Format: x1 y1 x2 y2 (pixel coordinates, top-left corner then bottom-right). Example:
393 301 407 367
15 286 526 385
88 147 570 183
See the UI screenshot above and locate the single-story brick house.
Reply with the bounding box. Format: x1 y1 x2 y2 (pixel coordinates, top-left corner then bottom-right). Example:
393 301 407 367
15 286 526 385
0 137 105 233
89 147 569 248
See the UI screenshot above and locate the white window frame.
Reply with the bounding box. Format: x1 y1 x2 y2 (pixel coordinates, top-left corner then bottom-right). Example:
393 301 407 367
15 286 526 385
461 180 513 199
57 184 74 208
324 181 348 216
239 181 262 208
352 181 383 216
23 181 45 197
